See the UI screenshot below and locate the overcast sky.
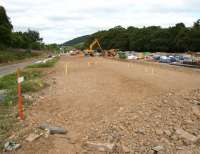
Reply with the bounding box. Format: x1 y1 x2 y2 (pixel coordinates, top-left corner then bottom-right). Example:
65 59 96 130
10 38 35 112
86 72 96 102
0 0 199 44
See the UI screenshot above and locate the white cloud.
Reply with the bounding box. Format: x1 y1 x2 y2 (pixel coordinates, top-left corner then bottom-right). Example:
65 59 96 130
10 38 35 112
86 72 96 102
0 0 199 43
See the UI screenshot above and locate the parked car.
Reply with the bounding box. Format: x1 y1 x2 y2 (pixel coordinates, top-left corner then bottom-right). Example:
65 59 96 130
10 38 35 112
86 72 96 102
175 55 184 62
153 55 160 61
182 56 198 65
127 54 138 60
159 56 171 63
183 56 193 63
169 56 176 63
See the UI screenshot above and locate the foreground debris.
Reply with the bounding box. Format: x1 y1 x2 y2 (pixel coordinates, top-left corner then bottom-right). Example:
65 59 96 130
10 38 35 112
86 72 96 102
175 128 200 144
152 145 164 152
4 141 21 152
84 141 115 152
39 123 67 135
26 133 43 142
0 89 7 102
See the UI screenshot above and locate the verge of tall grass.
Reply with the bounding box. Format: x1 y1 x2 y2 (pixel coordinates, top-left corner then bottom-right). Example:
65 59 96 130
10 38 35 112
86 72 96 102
0 50 40 64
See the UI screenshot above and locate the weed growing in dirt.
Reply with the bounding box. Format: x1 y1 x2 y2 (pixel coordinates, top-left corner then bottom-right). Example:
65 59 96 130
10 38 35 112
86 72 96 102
0 69 46 105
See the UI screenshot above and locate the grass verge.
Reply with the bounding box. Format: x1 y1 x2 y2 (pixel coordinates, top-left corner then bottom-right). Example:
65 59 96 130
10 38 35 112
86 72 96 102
0 69 48 149
0 56 59 149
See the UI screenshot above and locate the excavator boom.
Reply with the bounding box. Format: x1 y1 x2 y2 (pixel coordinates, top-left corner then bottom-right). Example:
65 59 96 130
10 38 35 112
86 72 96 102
85 39 102 56
89 39 102 50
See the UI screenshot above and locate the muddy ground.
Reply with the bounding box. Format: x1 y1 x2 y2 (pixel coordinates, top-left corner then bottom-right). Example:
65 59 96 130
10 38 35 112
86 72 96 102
7 56 200 154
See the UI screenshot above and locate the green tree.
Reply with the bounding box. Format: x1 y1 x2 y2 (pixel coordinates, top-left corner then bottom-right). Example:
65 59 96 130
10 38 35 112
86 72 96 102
11 30 43 50
85 20 200 52
0 6 13 48
188 19 200 51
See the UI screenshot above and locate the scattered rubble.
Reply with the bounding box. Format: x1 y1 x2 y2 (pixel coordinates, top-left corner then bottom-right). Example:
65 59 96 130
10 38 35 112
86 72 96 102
84 88 200 153
84 141 115 152
26 133 43 142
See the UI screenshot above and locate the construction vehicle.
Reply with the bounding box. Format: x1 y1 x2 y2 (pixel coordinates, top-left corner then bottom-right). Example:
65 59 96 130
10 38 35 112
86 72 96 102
84 39 102 56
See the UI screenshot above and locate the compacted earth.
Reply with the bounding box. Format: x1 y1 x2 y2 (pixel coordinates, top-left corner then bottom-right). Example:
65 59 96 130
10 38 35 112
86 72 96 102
6 56 200 154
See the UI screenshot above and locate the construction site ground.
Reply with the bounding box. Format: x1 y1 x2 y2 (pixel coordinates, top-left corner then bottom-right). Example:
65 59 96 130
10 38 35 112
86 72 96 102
9 56 200 154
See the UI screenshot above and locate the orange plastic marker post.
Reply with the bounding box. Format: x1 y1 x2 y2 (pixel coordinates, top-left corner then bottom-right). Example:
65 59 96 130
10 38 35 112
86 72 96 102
17 69 24 120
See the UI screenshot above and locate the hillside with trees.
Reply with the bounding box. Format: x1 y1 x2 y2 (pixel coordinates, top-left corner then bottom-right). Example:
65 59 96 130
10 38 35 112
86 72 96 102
84 20 200 52
63 35 89 46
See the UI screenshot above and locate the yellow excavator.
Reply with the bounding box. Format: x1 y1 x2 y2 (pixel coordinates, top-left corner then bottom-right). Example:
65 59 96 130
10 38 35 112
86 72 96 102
84 39 102 56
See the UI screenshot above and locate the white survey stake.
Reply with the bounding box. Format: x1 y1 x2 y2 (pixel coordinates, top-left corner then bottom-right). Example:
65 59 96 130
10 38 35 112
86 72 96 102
17 76 24 83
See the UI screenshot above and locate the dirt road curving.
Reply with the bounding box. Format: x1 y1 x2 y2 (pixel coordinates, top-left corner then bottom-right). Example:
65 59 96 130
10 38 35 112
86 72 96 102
0 59 41 77
12 56 200 154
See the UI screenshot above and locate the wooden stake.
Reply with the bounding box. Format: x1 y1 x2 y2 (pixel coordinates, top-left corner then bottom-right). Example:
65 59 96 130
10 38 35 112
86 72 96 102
17 69 24 120
65 64 68 75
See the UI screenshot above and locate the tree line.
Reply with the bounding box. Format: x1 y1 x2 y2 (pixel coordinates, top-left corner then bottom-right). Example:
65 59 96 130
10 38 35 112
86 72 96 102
85 20 200 53
0 6 45 50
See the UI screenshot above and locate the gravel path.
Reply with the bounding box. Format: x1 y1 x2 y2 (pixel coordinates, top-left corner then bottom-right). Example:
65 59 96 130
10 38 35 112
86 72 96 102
0 60 39 77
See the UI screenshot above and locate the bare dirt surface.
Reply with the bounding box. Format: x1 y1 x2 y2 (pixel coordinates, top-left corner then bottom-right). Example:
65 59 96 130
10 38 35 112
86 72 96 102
7 56 200 154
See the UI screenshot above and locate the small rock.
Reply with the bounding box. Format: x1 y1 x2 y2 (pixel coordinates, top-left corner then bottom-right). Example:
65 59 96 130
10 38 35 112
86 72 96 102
155 129 163 136
44 129 50 138
163 99 168 103
175 128 198 144
152 145 164 152
39 123 67 135
118 107 124 113
193 100 200 105
164 130 171 136
121 145 130 153
4 141 21 151
135 128 145 135
148 150 155 154
184 119 193 125
176 148 194 154
23 94 33 101
84 141 115 152
26 133 43 142
192 105 200 117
